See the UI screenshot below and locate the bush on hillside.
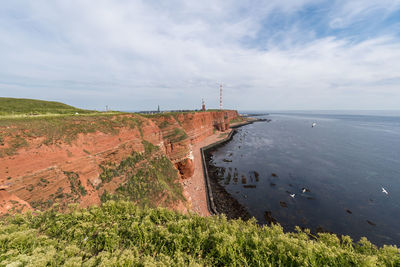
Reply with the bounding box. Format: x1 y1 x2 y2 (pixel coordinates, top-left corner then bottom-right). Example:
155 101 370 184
0 201 399 266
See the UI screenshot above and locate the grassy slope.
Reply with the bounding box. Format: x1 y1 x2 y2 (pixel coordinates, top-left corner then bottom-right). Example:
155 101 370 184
0 97 94 116
0 201 399 266
0 97 139 157
0 114 143 157
98 142 185 209
0 98 189 157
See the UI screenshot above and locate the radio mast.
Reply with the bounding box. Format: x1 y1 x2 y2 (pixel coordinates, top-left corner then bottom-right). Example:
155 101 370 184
219 84 223 110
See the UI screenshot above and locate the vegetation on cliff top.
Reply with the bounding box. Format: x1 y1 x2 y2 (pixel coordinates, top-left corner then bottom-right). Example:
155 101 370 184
0 98 144 157
0 114 145 157
0 97 94 116
0 97 231 157
1 201 399 266
229 116 246 124
141 111 195 119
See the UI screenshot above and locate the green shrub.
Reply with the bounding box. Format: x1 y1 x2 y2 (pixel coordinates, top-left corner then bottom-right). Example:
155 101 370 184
98 150 184 208
98 152 144 185
64 171 87 198
0 201 398 266
142 140 159 155
159 120 170 129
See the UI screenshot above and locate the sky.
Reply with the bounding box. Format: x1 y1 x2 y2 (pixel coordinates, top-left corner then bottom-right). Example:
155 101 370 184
1 1 400 111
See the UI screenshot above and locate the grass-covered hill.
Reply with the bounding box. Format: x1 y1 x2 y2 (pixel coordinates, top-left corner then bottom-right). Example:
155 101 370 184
0 97 94 116
1 201 399 266
0 98 126 157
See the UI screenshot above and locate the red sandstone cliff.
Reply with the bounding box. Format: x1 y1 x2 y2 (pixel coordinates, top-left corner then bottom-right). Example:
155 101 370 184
151 110 239 178
0 110 240 215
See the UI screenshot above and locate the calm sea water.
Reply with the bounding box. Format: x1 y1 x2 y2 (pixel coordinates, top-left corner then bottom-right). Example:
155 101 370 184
209 112 400 246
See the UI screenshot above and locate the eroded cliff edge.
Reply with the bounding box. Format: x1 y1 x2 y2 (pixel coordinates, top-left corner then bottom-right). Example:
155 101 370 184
0 110 240 215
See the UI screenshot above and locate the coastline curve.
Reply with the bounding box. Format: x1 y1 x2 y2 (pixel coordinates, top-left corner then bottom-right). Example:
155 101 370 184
200 119 260 217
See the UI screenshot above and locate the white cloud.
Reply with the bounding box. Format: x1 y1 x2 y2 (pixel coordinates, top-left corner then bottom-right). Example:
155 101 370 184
0 0 400 110
328 0 400 29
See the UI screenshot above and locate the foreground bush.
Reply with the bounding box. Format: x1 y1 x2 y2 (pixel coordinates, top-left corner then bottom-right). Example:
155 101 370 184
0 201 399 266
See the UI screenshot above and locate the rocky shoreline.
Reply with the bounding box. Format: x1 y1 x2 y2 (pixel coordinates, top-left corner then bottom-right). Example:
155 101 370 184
204 145 251 220
201 118 270 220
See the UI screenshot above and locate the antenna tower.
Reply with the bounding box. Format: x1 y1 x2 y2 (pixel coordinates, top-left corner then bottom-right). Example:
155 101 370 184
219 84 223 110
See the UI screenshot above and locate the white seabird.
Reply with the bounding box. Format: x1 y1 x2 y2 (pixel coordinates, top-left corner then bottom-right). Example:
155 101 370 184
312 122 317 128
290 193 295 198
302 188 307 193
382 187 388 195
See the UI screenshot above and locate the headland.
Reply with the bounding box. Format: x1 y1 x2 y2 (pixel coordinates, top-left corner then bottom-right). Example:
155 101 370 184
0 97 244 215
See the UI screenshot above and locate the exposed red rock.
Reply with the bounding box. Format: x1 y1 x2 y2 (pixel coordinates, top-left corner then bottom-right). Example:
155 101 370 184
176 158 195 179
0 110 240 215
0 189 32 215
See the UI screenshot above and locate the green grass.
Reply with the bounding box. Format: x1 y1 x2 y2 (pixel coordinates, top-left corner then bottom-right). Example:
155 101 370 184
0 135 29 156
144 112 189 143
164 128 188 143
99 148 184 208
0 97 94 116
218 132 229 138
141 111 195 119
0 114 144 157
229 116 245 124
114 155 184 207
0 201 398 266
158 120 171 129
0 98 145 157
142 140 159 155
98 152 144 185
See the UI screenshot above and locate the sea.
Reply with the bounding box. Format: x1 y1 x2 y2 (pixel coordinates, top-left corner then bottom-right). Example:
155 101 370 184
208 111 400 246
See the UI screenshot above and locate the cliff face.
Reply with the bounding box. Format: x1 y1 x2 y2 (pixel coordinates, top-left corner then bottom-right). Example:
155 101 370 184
150 110 239 179
0 110 239 214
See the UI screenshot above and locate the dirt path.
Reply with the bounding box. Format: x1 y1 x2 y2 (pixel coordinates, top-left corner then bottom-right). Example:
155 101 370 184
182 130 231 216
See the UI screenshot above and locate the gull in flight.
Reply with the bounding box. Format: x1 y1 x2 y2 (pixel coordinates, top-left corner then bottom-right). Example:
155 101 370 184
290 193 295 198
382 187 388 195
